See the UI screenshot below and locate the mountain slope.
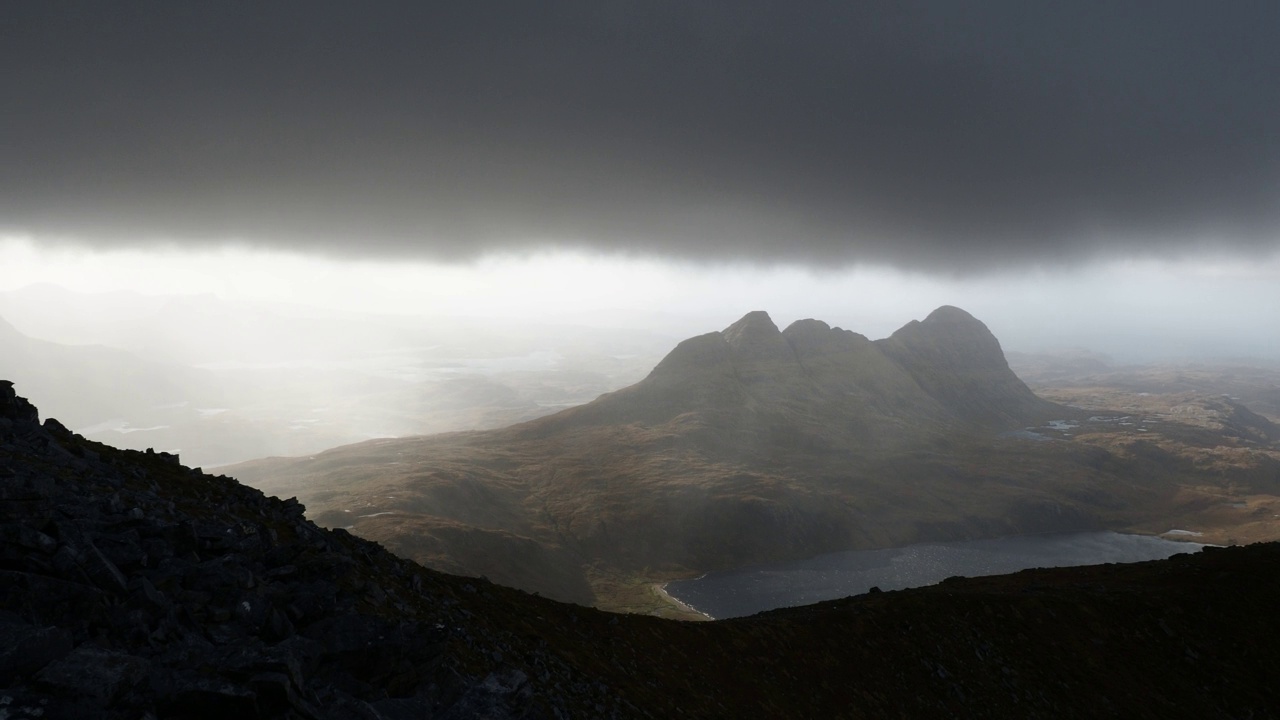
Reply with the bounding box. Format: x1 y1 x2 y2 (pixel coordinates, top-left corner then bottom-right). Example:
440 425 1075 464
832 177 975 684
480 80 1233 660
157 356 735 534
516 306 1056 463
4 381 1280 718
878 305 1060 425
228 307 1271 608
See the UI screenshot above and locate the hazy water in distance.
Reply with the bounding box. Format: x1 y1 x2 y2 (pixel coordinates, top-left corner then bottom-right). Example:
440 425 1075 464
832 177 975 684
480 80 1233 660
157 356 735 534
665 532 1206 620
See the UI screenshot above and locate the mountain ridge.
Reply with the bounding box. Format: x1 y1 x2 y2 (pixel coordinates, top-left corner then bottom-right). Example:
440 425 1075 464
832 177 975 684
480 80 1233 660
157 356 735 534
521 306 1057 447
231 307 1215 607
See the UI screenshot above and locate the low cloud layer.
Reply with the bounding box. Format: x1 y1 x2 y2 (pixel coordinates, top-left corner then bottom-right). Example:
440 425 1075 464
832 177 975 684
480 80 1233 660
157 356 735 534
4 2 1279 271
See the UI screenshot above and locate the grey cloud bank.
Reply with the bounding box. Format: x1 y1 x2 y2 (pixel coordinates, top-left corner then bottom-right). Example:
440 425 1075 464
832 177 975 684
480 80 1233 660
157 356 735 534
3 1 1279 271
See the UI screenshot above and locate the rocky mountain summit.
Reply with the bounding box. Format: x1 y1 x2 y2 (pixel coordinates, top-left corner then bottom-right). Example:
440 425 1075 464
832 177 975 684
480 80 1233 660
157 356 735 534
879 306 1059 425
5 381 1280 718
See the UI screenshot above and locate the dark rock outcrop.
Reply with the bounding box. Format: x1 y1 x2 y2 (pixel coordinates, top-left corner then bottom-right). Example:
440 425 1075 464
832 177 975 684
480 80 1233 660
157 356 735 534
0 380 39 425
0 383 628 719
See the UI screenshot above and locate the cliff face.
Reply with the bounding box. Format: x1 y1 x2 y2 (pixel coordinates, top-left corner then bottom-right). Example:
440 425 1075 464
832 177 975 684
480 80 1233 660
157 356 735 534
4 382 1280 718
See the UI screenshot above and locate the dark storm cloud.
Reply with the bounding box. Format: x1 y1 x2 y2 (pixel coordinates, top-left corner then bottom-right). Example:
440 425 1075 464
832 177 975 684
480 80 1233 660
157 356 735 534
3 1 1278 270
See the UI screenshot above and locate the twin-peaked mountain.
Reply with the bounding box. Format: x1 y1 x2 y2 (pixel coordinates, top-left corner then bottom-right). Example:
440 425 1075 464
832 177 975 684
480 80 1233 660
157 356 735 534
230 307 1144 608
527 306 1056 445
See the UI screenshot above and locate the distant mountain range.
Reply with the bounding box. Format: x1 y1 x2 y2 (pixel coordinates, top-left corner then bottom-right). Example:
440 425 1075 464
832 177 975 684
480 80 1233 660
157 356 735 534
1007 348 1280 421
0 314 227 428
230 307 1280 610
0 284 673 467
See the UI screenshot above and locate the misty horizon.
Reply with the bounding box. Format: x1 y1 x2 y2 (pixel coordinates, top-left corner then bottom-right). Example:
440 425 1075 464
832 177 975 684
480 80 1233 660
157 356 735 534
3 276 1277 472
2 2 1278 464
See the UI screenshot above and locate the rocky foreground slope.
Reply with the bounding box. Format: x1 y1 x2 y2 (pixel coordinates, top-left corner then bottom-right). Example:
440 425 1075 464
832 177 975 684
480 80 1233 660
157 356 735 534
5 380 1280 718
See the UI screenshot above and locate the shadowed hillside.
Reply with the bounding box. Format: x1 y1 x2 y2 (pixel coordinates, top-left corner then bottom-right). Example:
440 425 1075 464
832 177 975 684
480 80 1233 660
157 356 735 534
4 382 1280 718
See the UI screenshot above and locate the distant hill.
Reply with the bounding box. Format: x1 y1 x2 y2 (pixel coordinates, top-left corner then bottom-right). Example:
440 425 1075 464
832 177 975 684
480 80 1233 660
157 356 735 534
1008 348 1280 422
5 382 1280 718
0 314 226 428
0 284 673 467
517 305 1057 450
0 314 374 467
228 307 1280 609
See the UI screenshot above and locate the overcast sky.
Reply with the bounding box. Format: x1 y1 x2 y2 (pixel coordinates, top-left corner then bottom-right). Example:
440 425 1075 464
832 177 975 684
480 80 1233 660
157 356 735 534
2 2 1278 360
